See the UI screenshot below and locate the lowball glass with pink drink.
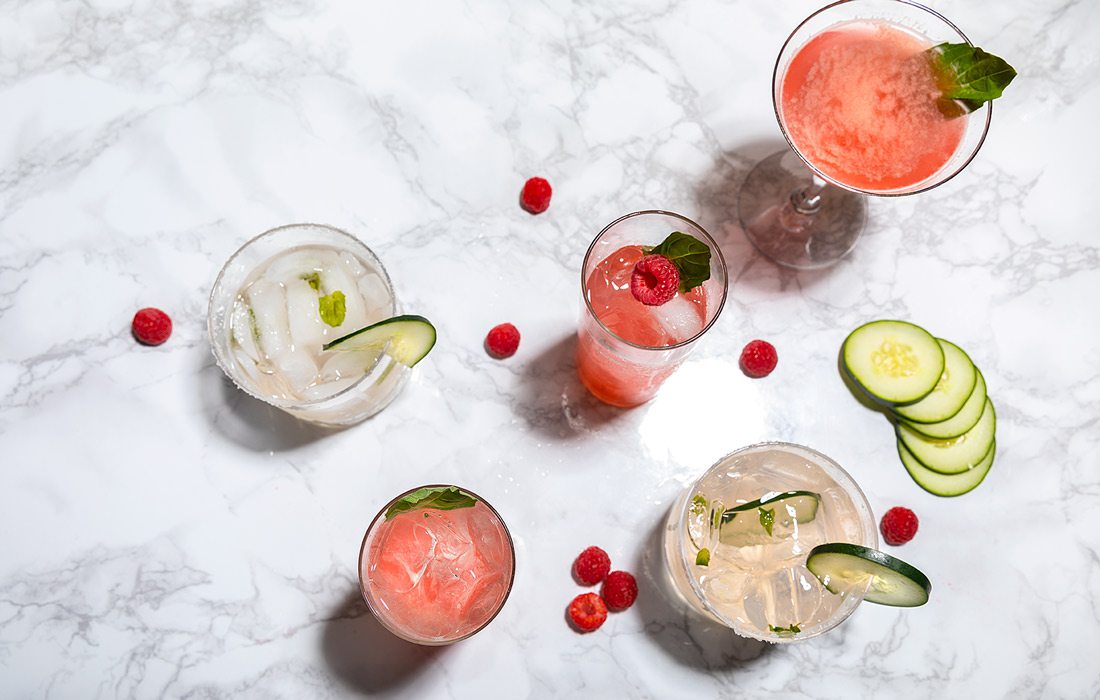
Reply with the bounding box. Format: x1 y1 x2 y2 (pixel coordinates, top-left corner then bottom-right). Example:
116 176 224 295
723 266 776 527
739 0 1015 269
359 485 515 645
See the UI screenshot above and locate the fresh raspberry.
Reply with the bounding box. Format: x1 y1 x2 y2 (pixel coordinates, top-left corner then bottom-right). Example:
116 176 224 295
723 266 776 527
630 254 680 306
600 570 638 611
485 323 521 359
572 546 611 586
739 339 778 378
880 506 919 546
520 177 552 214
567 593 607 632
131 307 172 346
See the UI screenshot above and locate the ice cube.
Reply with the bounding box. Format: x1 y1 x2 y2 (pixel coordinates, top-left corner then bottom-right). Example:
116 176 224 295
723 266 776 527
320 347 382 381
285 278 326 352
356 273 392 322
261 247 326 286
651 294 705 343
339 251 369 278
245 279 318 395
229 302 262 363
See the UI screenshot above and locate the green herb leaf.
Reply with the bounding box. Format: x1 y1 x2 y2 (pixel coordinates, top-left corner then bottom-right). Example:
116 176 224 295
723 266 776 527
929 43 1016 109
301 272 322 291
690 494 708 516
385 486 478 520
768 623 801 636
759 507 775 537
696 548 711 566
644 231 712 293
711 507 723 531
318 290 346 327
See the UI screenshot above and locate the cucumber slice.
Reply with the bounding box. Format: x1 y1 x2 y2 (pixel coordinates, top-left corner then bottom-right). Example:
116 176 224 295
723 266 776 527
892 339 976 423
718 491 819 546
898 369 987 440
323 314 437 367
842 320 945 406
898 440 994 497
807 543 931 607
897 399 996 475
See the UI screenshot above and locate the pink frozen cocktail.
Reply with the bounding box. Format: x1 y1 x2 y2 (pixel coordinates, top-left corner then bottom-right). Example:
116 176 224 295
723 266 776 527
359 485 515 645
779 21 966 193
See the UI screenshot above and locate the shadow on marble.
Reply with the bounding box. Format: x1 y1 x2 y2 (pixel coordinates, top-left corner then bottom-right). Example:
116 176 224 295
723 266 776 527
694 139 842 292
321 589 444 695
196 357 340 452
516 334 628 441
633 515 774 672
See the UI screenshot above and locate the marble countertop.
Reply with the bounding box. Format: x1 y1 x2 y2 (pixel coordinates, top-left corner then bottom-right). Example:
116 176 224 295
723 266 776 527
2 0 1098 697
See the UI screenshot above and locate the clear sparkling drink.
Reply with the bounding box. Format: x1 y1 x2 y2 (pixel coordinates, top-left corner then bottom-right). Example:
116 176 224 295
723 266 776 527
359 486 515 645
208 223 408 425
663 443 877 643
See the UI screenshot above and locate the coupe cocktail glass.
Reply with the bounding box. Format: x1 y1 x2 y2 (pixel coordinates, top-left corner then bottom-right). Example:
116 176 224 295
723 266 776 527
359 485 516 645
739 0 992 269
663 442 877 643
208 223 409 426
577 210 728 408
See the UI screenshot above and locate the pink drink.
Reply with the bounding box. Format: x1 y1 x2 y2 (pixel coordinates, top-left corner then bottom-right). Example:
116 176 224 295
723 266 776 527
780 21 965 192
578 245 708 407
359 488 514 645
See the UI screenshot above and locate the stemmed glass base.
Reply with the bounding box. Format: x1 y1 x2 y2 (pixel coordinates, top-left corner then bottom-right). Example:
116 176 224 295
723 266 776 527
738 150 867 270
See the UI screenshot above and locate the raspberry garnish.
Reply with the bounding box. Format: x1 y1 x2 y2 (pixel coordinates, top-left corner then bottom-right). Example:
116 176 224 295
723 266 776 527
572 546 611 586
131 307 172 346
600 570 638 611
880 506 919 546
520 177 552 214
739 339 778 378
630 254 680 306
567 592 607 632
485 323 521 359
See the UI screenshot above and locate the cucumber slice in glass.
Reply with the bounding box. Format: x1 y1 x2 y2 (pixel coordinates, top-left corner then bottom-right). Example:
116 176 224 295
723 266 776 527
897 399 996 475
842 320 945 406
898 439 994 497
892 339 976 423
323 314 437 367
898 370 987 440
718 491 819 546
807 543 931 607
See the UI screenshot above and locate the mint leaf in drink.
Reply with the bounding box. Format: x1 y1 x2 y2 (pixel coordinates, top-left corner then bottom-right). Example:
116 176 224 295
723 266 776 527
929 43 1016 113
301 272 321 291
385 486 478 520
318 290 346 327
768 623 801 636
644 231 711 293
690 494 708 516
696 548 711 566
759 507 775 536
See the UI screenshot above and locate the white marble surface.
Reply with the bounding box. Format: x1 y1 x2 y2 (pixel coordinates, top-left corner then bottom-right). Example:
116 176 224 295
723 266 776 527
1 0 1098 697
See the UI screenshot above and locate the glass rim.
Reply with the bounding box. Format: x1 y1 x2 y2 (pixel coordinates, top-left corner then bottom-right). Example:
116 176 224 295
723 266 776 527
357 483 517 646
206 222 398 409
580 209 729 352
771 0 993 198
675 441 878 643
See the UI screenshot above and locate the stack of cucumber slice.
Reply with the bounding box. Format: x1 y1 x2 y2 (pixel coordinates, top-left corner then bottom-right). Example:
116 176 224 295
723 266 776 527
842 320 996 497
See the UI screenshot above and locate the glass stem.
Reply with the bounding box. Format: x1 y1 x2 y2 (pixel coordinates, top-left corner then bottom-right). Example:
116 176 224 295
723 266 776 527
791 175 827 214
779 174 827 233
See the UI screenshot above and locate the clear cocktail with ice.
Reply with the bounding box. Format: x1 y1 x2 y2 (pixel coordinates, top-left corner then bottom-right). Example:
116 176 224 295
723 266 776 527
208 223 408 425
359 485 515 645
663 442 877 642
577 210 728 408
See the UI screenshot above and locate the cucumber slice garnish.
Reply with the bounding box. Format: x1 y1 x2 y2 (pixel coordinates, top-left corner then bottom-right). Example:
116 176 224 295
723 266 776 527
897 398 995 475
898 439 994 497
323 314 437 367
807 543 931 607
842 320 945 406
718 491 819 546
892 339 976 423
898 369 987 440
